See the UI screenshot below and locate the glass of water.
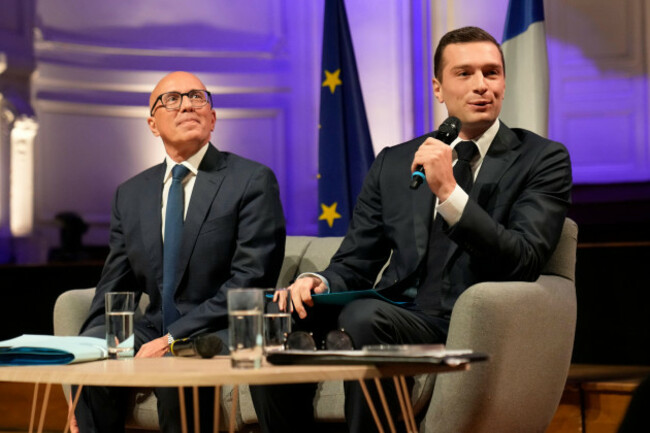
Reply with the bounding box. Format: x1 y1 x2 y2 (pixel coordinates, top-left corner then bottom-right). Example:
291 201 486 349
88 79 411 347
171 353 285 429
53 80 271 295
105 292 135 359
228 289 264 369
263 289 291 353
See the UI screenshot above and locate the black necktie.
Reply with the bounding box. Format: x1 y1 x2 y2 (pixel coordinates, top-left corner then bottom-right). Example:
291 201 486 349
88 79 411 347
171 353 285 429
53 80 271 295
163 164 190 333
453 141 478 193
416 141 478 316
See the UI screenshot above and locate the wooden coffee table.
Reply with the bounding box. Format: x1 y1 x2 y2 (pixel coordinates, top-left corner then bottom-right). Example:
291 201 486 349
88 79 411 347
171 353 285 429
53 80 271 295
0 356 472 433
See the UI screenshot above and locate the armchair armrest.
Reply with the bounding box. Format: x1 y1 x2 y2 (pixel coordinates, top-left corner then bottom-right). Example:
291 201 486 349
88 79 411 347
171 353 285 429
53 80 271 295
423 275 577 433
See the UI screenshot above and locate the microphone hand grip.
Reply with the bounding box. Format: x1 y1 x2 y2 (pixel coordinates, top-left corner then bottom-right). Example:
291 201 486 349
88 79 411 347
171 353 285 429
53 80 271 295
410 169 425 189
409 116 461 189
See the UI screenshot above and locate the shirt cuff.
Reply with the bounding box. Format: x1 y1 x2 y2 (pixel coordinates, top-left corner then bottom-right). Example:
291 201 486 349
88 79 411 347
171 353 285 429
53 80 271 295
436 184 468 226
296 272 331 294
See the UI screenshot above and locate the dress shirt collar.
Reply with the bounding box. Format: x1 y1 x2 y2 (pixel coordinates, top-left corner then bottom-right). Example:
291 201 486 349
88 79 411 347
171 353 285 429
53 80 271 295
163 142 210 182
449 118 500 160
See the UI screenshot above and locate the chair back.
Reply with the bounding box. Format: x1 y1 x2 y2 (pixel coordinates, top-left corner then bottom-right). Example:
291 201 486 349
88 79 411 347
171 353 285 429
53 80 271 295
542 218 578 281
421 218 578 433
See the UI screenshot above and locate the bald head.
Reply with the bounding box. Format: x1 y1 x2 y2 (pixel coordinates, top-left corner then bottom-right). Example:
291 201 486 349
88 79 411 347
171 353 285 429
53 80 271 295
149 71 208 109
147 71 216 162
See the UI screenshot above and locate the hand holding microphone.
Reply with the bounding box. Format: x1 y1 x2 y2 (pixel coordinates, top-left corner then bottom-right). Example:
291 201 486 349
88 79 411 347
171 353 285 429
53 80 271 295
409 116 461 189
170 333 224 358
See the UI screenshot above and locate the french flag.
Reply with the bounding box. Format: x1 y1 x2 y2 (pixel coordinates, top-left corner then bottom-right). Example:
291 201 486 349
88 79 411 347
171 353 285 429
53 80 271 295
501 0 549 137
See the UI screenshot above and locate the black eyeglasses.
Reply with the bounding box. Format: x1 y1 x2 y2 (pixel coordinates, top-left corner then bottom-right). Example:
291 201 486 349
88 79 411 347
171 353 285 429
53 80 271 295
285 329 354 351
150 89 213 116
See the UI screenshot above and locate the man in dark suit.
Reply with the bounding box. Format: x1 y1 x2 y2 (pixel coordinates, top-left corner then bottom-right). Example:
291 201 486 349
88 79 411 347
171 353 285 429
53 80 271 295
251 26 572 433
73 71 286 433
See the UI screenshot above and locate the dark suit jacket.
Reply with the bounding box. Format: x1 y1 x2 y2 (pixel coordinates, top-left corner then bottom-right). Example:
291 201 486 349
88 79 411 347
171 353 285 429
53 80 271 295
82 144 286 339
320 122 572 317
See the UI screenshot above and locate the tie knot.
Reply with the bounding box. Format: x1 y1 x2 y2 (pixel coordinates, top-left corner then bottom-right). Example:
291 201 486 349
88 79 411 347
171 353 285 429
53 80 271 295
455 141 478 163
171 164 190 181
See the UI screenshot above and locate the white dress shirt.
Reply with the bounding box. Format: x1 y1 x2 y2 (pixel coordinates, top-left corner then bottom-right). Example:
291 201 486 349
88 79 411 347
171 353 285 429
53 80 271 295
161 143 209 241
435 119 499 225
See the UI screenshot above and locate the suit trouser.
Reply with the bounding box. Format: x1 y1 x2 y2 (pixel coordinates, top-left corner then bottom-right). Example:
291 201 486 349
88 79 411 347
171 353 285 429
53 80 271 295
250 299 450 433
74 323 229 433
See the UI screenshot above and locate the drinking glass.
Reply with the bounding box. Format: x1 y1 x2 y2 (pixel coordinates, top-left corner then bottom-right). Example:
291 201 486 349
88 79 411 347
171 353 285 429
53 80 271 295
105 292 135 359
263 289 292 353
228 289 264 368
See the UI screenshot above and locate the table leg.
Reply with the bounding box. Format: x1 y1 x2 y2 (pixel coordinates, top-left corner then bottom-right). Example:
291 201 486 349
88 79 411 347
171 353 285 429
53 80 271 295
392 377 408 427
213 385 221 433
36 383 51 433
228 385 239 433
398 376 417 433
192 386 200 433
28 383 39 433
359 379 385 433
179 387 188 433
63 385 84 433
373 378 396 433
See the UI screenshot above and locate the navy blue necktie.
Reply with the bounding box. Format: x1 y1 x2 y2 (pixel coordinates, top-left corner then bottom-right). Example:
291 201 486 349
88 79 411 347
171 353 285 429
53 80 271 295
163 164 190 333
416 141 478 316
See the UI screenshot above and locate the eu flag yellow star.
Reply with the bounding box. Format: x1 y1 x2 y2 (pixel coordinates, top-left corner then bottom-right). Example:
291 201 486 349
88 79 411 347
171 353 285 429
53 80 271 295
319 202 342 228
322 69 342 94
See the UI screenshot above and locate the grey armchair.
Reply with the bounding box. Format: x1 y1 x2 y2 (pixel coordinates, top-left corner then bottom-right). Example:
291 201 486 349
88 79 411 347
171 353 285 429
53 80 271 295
53 218 578 432
421 217 578 432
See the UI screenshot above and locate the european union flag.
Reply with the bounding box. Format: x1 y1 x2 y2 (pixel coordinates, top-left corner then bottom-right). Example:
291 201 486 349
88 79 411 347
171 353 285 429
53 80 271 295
318 0 374 236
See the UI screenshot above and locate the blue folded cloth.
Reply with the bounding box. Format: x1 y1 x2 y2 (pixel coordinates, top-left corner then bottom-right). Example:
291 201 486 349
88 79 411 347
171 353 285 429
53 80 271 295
0 334 108 365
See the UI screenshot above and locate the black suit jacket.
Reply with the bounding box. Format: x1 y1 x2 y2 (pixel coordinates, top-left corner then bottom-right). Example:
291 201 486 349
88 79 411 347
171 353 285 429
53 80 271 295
82 144 286 338
320 122 572 316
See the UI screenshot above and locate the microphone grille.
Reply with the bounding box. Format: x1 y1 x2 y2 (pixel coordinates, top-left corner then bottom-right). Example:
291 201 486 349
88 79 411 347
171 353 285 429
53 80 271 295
438 116 461 144
195 333 224 359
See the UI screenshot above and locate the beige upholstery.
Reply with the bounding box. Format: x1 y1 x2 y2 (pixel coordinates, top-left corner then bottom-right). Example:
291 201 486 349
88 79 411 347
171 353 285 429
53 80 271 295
421 218 578 433
53 218 578 432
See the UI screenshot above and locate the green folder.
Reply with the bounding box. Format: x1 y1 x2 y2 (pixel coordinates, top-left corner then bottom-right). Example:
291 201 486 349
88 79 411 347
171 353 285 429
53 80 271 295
311 289 407 306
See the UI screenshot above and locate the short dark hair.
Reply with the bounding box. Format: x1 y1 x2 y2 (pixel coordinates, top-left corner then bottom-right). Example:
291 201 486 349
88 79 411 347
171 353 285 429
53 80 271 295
433 26 505 81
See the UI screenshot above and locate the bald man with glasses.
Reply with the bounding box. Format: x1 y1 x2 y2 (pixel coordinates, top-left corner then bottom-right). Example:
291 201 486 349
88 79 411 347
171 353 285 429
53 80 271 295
72 71 286 433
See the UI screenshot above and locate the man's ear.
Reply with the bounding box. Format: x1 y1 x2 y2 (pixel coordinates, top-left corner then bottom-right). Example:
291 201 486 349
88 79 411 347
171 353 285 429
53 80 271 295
147 116 161 137
432 78 444 103
210 109 216 132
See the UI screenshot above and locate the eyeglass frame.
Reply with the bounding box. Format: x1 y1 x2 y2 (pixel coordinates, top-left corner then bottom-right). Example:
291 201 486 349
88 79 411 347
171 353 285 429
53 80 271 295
149 89 213 116
284 329 355 351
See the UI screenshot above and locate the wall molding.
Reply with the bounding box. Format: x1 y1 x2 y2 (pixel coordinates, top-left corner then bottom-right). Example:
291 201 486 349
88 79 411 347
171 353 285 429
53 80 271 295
34 38 277 60
34 100 282 120
35 76 290 96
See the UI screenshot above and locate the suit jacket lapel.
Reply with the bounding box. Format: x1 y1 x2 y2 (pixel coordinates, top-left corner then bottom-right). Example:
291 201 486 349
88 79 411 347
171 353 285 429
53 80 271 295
140 163 166 288
175 145 227 289
446 122 521 261
408 132 436 266
412 183 435 265
471 122 520 208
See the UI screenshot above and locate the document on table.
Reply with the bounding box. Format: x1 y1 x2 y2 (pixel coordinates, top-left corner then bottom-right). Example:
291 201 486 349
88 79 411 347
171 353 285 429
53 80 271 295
267 344 488 366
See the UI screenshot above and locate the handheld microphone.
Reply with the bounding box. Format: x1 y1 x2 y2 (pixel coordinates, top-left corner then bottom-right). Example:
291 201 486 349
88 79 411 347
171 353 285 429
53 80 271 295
170 333 224 359
409 116 462 189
